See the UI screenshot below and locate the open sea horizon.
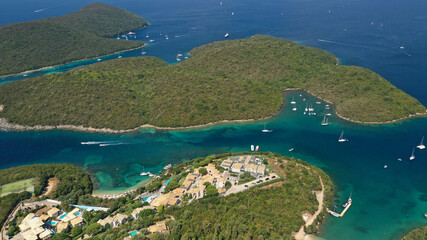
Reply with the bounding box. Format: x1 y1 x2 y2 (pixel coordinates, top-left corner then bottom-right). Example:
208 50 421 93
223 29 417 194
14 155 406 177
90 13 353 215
1 0 427 239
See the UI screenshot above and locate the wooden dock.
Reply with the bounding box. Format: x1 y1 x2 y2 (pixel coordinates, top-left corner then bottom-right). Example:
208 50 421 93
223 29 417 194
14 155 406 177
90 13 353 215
327 202 352 217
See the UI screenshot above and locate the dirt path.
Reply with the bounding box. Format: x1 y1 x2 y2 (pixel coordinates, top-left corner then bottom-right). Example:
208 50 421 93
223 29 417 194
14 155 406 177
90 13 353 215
43 177 60 197
294 175 325 240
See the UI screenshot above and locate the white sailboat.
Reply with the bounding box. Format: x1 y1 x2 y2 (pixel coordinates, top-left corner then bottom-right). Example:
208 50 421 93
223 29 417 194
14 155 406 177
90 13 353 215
140 166 149 176
409 148 415 160
325 104 330 110
290 97 296 104
416 136 425 149
304 103 308 112
321 116 329 126
338 131 348 142
262 123 273 133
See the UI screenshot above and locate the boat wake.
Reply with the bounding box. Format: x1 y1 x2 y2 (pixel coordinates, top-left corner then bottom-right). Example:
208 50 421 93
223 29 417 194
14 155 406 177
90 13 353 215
81 141 135 147
318 39 411 56
34 8 47 13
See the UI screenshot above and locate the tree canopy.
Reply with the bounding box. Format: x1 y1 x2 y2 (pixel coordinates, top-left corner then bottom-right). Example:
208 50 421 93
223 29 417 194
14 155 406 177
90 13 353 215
0 36 424 130
0 2 147 76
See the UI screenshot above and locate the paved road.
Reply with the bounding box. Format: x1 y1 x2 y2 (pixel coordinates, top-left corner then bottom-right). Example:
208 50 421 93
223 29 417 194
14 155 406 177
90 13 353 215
224 173 279 196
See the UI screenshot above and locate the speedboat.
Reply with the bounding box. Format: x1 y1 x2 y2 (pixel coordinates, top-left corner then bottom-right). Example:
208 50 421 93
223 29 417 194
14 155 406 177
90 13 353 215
224 33 229 38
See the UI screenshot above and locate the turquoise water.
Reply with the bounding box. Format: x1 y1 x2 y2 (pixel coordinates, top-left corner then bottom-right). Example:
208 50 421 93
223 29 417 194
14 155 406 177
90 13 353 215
164 178 174 185
129 230 138 237
58 214 67 220
1 0 427 239
47 221 57 226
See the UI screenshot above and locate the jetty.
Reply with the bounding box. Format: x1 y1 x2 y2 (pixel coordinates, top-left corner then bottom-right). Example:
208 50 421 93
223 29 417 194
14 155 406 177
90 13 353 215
327 196 352 217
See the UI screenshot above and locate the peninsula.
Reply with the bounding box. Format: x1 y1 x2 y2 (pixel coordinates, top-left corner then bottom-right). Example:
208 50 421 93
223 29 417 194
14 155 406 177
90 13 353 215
0 2 147 76
0 152 334 240
0 35 425 131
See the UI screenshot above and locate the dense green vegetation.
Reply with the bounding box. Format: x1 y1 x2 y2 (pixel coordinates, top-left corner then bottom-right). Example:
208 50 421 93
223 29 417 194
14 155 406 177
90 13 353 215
0 192 31 228
402 226 427 240
0 164 93 227
82 152 334 240
163 154 333 239
0 35 424 129
0 2 147 76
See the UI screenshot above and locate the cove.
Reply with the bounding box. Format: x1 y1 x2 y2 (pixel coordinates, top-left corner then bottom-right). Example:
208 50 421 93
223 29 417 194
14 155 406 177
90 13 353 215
1 91 426 239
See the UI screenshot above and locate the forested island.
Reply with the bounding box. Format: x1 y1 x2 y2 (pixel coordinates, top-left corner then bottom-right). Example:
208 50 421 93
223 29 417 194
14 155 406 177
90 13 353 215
0 35 425 131
402 226 427 239
0 152 334 240
0 2 147 76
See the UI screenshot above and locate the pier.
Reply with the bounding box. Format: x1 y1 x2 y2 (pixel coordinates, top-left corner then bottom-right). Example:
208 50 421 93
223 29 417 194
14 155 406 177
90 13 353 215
327 198 352 217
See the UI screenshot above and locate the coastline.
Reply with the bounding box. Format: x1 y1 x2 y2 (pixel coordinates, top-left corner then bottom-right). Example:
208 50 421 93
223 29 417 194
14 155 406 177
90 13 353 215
1 89 426 133
91 178 151 198
0 44 146 79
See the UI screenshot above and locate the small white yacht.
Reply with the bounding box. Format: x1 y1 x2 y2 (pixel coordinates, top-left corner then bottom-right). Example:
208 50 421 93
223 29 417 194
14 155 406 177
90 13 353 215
326 113 332 116
325 104 330 110
290 97 296 104
262 123 273 133
149 39 155 43
292 107 297 111
289 148 294 152
416 136 425 149
384 165 387 169
321 116 329 126
97 58 102 61
409 148 415 160
224 33 229 38
255 145 260 151
338 131 348 142
251 145 255 151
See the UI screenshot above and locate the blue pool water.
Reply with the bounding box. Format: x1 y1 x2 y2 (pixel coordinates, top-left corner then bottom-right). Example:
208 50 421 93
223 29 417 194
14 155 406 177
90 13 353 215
164 178 174 185
129 230 138 237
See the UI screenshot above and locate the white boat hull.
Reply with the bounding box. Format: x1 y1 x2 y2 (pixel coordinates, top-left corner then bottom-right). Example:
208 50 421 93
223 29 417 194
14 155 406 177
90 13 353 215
416 145 425 149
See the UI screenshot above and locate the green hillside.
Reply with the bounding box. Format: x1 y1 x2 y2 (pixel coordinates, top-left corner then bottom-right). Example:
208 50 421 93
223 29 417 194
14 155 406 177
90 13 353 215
0 35 424 130
0 2 147 76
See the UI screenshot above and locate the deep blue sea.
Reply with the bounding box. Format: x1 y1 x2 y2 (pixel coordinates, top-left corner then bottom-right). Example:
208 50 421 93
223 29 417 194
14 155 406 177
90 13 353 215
1 0 427 239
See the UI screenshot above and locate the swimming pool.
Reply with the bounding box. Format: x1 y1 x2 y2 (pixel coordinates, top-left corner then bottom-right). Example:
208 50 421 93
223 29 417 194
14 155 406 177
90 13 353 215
129 230 138 236
59 214 67 220
164 177 174 185
47 221 57 226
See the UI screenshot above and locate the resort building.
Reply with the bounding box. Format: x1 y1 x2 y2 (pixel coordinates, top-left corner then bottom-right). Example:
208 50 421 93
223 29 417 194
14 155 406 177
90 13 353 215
56 222 69 233
97 214 128 229
220 159 233 169
150 193 180 207
186 185 206 199
224 155 266 177
147 221 169 234
14 213 53 240
181 179 194 191
70 217 84 227
39 214 50 222
97 216 113 228
231 163 243 173
112 214 128 228
47 207 61 218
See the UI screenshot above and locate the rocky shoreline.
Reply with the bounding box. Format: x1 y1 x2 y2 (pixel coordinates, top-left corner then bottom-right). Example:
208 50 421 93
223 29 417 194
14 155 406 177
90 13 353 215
1 89 425 133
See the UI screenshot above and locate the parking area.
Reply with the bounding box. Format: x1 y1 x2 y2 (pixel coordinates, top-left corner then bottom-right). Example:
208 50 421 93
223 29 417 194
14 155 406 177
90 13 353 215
224 173 280 196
